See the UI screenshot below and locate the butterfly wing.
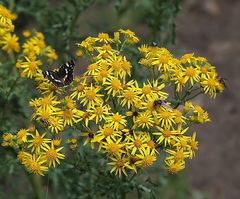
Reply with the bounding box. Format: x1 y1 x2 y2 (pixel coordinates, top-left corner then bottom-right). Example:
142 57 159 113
42 70 65 87
59 60 75 85
42 60 75 87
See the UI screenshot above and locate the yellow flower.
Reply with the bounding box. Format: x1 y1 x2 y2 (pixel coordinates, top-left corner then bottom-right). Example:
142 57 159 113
153 126 177 146
119 29 139 44
105 112 127 130
95 124 120 144
165 148 190 162
62 108 83 126
133 111 154 129
48 116 64 133
62 96 76 109
96 32 114 43
27 129 51 153
42 142 65 167
80 84 103 108
104 77 122 97
180 53 195 64
118 85 141 109
22 39 40 56
1 132 14 147
157 108 175 128
188 132 198 158
136 148 157 167
0 5 17 21
172 71 188 92
0 33 20 53
150 48 174 72
126 132 148 155
102 137 125 156
71 80 86 100
165 159 185 174
108 156 134 177
23 153 48 176
201 72 220 98
46 46 58 62
31 94 60 109
34 107 55 124
19 56 42 78
37 81 62 95
89 103 110 124
17 128 29 142
23 30 31 38
183 66 201 85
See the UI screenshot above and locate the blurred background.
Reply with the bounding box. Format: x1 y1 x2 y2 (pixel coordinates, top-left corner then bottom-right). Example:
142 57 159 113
177 1 240 199
0 0 239 198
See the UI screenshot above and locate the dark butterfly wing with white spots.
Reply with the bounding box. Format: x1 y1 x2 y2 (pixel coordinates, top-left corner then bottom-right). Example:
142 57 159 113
42 60 75 87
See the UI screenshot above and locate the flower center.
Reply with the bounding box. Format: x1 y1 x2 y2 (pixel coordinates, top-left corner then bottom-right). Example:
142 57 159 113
77 84 84 92
41 96 51 106
112 60 121 71
122 61 131 71
113 114 121 122
86 90 96 100
100 70 108 77
124 90 135 100
88 63 97 71
159 54 169 64
140 115 149 123
134 139 142 148
108 143 119 154
185 67 196 77
143 155 155 167
63 110 73 119
111 79 121 89
174 151 184 161
103 127 114 136
116 159 125 168
161 111 171 119
142 85 151 94
29 61 37 72
147 140 155 148
207 78 217 88
98 33 109 40
33 136 43 147
163 129 171 137
47 149 58 161
95 107 103 115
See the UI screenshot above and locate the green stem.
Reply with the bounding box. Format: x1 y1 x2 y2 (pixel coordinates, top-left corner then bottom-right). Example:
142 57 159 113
119 40 127 53
185 91 203 101
29 175 44 199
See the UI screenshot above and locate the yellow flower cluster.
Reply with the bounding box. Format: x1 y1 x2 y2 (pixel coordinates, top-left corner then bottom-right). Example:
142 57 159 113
1 5 225 177
0 5 61 176
138 47 224 98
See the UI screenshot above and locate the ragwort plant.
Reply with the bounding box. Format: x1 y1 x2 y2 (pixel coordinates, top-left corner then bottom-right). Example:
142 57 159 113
1 3 225 199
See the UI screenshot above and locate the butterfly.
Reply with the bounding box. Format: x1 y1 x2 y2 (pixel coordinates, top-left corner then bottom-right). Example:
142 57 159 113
42 60 75 87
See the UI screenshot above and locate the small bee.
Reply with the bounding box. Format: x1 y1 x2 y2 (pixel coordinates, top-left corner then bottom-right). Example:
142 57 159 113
219 76 227 89
88 132 94 139
153 99 172 109
132 111 139 117
40 118 50 126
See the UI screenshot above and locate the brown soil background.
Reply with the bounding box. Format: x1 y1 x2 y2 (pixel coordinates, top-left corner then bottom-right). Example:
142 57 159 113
176 0 240 198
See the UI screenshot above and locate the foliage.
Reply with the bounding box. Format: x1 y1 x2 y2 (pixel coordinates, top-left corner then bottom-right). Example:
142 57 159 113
0 2 222 199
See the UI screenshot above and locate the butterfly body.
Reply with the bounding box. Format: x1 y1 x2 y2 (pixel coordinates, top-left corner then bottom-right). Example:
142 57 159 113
42 60 75 87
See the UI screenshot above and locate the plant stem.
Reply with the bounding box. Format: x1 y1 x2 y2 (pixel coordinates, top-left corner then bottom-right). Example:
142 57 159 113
29 174 44 199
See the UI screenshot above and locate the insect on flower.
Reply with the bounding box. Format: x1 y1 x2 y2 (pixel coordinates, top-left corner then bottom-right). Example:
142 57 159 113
153 99 172 109
42 60 75 87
